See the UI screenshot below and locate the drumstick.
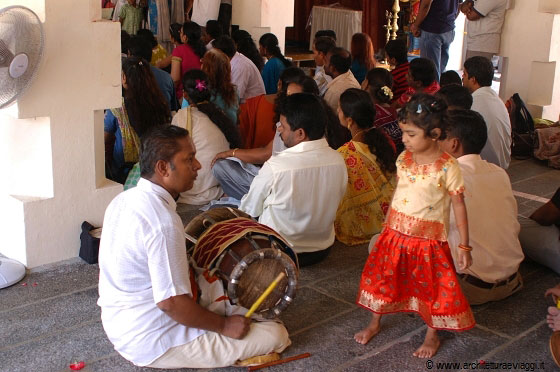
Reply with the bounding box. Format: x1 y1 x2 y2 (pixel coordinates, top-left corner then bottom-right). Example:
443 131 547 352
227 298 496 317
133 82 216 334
247 353 311 371
245 272 286 318
184 232 198 245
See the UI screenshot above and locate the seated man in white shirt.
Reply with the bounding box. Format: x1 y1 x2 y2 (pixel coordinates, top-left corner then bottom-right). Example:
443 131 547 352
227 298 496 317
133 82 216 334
312 36 336 96
98 125 290 369
240 93 348 266
439 109 524 305
462 56 511 169
323 47 361 112
212 35 266 103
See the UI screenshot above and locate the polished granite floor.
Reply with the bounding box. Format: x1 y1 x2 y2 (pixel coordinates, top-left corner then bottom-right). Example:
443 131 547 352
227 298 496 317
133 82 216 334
1 157 560 372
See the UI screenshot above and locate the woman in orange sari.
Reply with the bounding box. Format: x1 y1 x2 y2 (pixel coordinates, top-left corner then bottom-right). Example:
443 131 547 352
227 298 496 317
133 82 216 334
335 88 397 245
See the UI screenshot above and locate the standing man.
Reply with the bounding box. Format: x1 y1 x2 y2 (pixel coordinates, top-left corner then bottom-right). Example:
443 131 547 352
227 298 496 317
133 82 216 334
460 0 508 60
410 0 459 80
240 94 347 266
98 125 290 369
462 56 511 169
440 109 524 305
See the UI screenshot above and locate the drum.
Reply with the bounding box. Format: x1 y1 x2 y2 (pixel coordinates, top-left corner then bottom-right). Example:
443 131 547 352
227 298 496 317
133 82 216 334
184 207 298 318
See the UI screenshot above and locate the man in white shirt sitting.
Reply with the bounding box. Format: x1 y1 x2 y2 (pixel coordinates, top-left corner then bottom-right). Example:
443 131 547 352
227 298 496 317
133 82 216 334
98 126 290 369
312 36 336 96
439 109 524 305
462 56 511 169
213 35 266 103
323 47 361 112
240 93 347 266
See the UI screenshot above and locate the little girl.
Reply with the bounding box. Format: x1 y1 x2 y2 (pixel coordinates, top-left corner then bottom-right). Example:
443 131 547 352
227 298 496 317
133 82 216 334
354 93 475 358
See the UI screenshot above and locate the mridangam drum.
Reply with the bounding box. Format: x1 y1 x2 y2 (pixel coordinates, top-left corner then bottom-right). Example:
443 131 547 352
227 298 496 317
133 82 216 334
184 207 298 318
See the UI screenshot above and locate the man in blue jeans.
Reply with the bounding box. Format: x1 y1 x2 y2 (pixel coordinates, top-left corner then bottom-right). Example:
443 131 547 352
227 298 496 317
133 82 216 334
411 0 460 80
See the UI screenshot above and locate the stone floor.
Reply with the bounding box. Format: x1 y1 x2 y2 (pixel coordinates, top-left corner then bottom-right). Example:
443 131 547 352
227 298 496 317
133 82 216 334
2 157 560 372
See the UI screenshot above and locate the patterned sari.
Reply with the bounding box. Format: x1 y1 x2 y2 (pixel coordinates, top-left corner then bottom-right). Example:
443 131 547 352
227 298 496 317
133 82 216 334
110 99 141 164
335 141 395 245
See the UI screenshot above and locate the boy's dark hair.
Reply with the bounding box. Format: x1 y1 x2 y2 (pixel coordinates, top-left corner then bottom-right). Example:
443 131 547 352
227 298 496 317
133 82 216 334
435 84 473 110
205 20 223 40
314 29 336 41
398 93 449 140
294 75 320 95
277 93 326 140
121 30 130 54
384 39 408 65
439 70 462 87
273 67 306 122
314 36 336 55
328 47 352 74
409 58 437 87
212 35 236 58
136 29 157 48
447 109 488 155
463 56 494 87
127 36 152 63
140 125 188 178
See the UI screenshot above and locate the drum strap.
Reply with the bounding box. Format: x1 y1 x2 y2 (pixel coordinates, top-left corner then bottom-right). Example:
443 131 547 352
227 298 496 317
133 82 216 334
188 264 199 301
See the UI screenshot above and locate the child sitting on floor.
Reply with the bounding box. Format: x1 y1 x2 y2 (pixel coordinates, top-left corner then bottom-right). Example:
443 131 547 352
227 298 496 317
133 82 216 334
395 58 440 108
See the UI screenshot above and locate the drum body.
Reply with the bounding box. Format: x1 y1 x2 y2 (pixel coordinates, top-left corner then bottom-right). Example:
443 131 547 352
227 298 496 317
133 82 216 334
185 207 298 318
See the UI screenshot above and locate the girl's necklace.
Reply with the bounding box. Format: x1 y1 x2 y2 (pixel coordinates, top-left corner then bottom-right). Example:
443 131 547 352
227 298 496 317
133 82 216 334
352 129 366 140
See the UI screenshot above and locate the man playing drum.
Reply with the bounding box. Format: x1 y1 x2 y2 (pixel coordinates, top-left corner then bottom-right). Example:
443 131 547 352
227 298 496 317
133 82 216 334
97 125 290 369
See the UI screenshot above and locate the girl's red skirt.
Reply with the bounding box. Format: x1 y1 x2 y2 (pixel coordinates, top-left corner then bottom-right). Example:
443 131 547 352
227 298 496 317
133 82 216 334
357 227 475 331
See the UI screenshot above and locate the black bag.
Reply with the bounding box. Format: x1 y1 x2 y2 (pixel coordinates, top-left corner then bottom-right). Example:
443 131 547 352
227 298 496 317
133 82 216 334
79 221 101 264
506 93 535 159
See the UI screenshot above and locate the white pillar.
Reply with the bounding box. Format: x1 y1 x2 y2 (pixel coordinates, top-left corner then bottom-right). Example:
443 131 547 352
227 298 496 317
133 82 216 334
0 0 122 267
231 0 295 53
499 0 560 120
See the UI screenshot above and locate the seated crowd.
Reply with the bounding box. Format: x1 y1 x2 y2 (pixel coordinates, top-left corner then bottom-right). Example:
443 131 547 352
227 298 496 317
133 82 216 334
100 21 554 369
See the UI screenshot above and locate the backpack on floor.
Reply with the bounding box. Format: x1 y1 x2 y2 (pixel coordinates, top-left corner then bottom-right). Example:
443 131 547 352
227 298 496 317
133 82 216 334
506 93 535 159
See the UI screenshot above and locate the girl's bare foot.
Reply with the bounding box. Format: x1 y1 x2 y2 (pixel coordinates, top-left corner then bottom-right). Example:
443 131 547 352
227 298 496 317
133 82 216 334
547 306 560 331
413 328 440 358
354 313 382 345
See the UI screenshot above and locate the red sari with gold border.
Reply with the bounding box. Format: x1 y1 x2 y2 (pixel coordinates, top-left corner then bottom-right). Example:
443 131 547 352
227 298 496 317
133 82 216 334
357 151 475 331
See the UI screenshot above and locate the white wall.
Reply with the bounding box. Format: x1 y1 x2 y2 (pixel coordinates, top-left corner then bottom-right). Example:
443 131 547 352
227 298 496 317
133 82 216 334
232 0 295 53
0 0 122 267
499 0 560 120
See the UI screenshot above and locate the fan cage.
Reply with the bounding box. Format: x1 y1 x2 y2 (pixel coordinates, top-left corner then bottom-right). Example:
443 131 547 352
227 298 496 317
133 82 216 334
0 5 44 109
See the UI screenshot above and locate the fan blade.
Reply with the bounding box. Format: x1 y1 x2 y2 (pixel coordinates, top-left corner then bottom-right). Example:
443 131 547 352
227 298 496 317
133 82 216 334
0 39 14 68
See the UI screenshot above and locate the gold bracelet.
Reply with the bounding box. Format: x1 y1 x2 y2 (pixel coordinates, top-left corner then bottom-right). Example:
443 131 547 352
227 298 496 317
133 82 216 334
458 244 472 252
232 148 239 157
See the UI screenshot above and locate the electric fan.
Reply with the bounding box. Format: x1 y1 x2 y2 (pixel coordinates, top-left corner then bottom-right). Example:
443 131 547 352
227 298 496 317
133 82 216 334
0 5 45 287
0 5 44 109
